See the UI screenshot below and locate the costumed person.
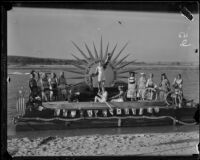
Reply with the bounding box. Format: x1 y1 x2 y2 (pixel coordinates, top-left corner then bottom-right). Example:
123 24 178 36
94 87 108 103
58 71 67 100
172 74 183 107
26 86 43 112
41 72 50 102
29 70 37 94
93 53 111 93
110 85 125 102
146 73 157 100
137 73 147 100
159 73 170 100
49 72 58 101
127 71 137 101
37 72 43 96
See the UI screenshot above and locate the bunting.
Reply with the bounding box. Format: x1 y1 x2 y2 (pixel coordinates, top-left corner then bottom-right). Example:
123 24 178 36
80 110 84 117
132 108 136 115
94 110 99 117
154 107 160 113
139 108 143 115
63 109 68 117
102 110 107 117
116 108 121 115
124 108 129 115
87 110 93 117
71 110 77 117
55 109 60 116
147 107 153 113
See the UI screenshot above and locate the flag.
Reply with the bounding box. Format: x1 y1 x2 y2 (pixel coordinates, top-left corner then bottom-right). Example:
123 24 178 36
80 110 84 117
16 96 25 116
102 110 107 117
94 110 99 117
87 110 93 117
71 110 76 117
63 109 68 117
131 108 136 115
147 107 153 113
124 108 129 115
116 108 121 115
54 109 60 116
154 107 160 113
139 108 143 115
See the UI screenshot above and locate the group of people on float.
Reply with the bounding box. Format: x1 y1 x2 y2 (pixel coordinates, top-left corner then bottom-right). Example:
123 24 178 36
28 51 183 107
126 72 183 105
28 70 68 102
94 71 183 107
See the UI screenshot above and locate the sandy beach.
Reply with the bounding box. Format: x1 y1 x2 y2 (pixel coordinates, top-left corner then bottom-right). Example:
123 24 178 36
8 130 199 156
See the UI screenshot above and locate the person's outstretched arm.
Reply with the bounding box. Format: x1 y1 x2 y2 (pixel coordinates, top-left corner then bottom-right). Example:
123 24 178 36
103 53 111 69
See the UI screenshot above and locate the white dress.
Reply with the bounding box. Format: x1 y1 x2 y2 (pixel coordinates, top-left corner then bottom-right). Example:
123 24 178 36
99 91 108 102
96 66 106 82
127 77 137 98
137 77 147 98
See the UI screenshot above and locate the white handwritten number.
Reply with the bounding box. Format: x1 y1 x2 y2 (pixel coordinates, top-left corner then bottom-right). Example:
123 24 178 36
179 32 191 47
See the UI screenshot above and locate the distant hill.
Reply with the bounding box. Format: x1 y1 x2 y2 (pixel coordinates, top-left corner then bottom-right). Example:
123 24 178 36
8 55 86 65
8 55 198 66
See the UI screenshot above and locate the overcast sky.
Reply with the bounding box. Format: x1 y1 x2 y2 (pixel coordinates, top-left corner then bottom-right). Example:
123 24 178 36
8 7 199 62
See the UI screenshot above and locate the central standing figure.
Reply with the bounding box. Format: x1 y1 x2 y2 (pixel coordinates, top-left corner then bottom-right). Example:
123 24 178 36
93 53 111 93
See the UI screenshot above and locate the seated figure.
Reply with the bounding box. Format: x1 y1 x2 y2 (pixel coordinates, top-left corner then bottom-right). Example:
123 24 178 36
110 86 124 102
94 87 108 103
26 87 43 111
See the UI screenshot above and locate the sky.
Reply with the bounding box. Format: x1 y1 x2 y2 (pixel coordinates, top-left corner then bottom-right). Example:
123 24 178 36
8 7 199 62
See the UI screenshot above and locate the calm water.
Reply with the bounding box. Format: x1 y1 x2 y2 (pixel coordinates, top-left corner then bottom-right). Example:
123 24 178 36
7 66 199 137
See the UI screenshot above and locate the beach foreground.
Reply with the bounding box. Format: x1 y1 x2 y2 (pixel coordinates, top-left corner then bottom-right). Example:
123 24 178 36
8 130 199 156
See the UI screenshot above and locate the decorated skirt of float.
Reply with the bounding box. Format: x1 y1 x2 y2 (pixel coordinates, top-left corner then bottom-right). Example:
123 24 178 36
14 101 172 122
14 100 197 126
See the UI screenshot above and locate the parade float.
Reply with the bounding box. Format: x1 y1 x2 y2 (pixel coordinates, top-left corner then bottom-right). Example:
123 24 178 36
13 39 198 131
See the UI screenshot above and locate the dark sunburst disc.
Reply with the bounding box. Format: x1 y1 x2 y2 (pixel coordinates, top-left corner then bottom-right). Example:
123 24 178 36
69 37 136 87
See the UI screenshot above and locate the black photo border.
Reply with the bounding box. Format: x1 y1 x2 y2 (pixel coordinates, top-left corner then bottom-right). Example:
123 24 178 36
1 1 199 160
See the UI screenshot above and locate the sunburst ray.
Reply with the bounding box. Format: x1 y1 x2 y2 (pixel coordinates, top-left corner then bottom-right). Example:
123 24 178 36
71 64 86 70
117 76 129 79
72 41 90 63
71 53 87 65
113 54 130 67
84 43 95 60
112 42 129 64
116 60 136 70
64 69 85 75
67 76 86 79
117 69 136 74
103 42 109 61
69 38 136 87
110 43 118 61
100 36 103 60
93 42 99 59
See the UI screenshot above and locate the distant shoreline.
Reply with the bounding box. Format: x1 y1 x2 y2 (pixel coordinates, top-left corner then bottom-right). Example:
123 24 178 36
7 64 199 70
